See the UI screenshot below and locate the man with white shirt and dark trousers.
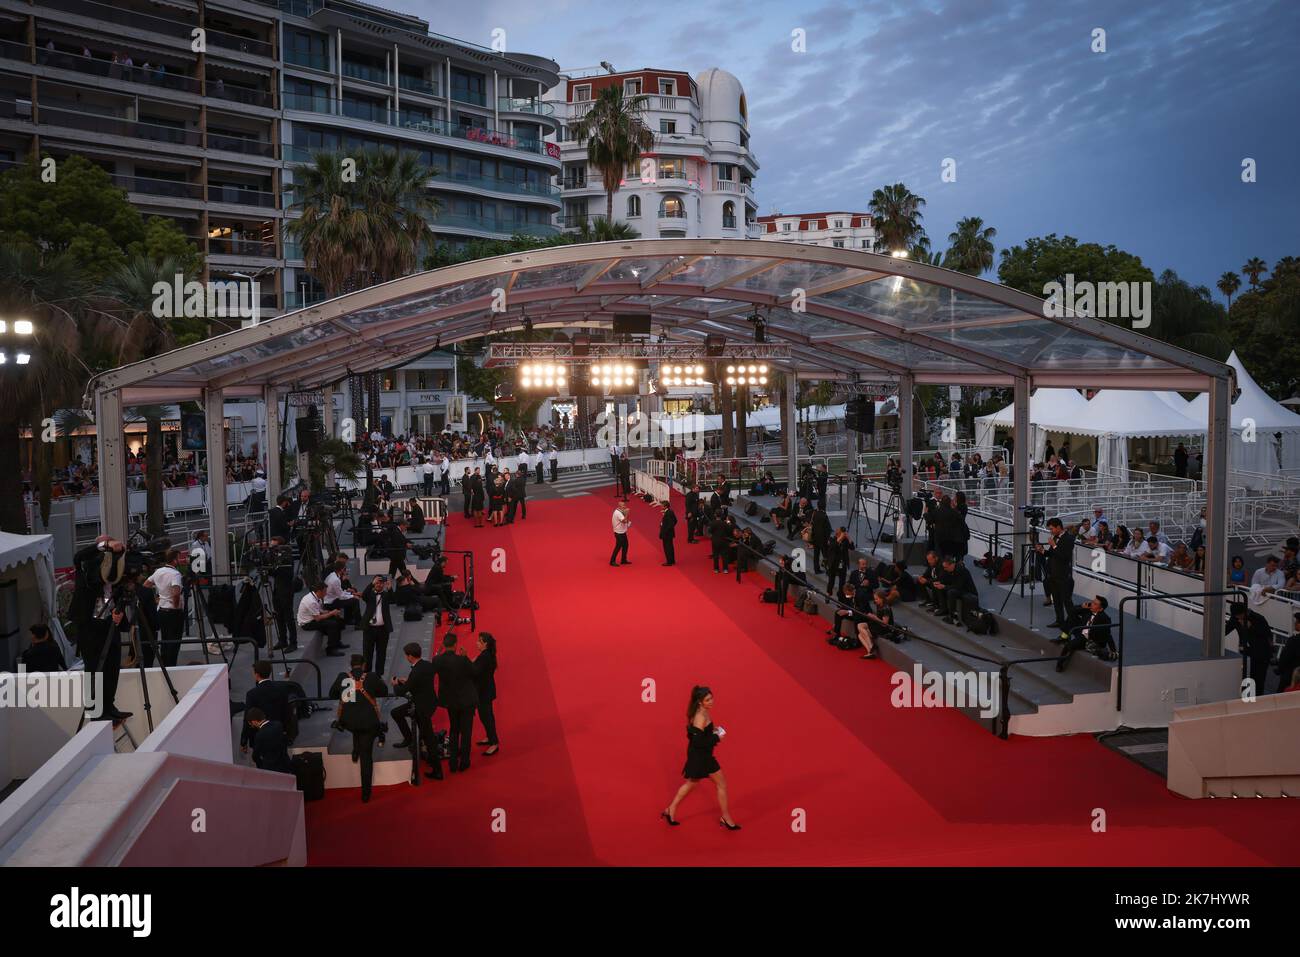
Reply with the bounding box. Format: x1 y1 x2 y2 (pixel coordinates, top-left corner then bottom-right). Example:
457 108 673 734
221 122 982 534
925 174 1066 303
324 556 361 627
360 575 395 676
142 548 184 667
610 498 631 566
298 583 347 657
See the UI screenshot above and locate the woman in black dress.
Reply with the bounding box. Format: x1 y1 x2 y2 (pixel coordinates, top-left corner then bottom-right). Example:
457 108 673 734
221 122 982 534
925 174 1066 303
661 686 740 829
472 632 499 755
470 470 486 527
489 475 506 526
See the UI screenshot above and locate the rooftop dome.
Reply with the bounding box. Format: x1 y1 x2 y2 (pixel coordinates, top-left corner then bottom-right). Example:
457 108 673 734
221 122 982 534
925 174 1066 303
696 67 747 125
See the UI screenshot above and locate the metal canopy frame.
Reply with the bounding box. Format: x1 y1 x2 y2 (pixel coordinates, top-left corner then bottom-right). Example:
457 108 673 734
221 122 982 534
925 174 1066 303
85 239 1233 660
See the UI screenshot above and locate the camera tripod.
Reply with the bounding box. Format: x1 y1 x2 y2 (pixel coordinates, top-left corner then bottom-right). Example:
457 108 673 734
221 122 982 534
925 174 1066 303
997 534 1043 628
871 483 909 555
77 587 181 736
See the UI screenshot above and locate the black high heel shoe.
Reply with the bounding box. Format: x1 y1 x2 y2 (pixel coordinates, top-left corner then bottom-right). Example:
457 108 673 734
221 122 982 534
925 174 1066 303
661 810 680 826
720 819 742 831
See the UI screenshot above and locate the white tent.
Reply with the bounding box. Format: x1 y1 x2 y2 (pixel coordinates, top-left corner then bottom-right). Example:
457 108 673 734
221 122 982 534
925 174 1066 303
975 387 1204 472
1178 352 1300 476
0 531 61 672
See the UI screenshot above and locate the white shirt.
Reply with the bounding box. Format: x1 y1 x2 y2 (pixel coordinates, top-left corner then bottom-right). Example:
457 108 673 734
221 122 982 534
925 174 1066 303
147 565 183 609
612 507 630 534
324 571 351 603
297 591 325 626
1087 515 1108 538
1138 541 1172 563
251 475 267 493
548 449 557 461
1251 567 1285 590
1145 529 1170 546
438 459 450 476
369 592 385 627
423 461 434 475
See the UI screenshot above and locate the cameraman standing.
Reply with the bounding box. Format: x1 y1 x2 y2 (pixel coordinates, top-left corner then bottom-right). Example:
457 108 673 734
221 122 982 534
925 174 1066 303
69 535 132 722
268 536 297 652
1035 517 1077 637
143 548 185 667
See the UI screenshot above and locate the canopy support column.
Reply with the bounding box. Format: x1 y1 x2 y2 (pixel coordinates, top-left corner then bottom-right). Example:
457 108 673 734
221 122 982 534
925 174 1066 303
95 388 128 542
264 386 281 505
321 391 335 487
1202 374 1230 658
205 387 229 577
894 374 914 562
784 372 798 490
1012 376 1030 576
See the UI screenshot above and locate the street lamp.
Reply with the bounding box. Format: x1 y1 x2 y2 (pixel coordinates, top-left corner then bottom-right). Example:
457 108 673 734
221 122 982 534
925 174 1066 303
0 316 35 365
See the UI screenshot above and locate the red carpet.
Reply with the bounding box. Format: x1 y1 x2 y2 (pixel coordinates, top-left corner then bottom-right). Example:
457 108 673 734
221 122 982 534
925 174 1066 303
306 489 1299 866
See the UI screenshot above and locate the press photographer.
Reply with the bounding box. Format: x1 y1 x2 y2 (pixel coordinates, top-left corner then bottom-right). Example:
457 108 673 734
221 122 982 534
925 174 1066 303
68 535 135 721
329 654 389 803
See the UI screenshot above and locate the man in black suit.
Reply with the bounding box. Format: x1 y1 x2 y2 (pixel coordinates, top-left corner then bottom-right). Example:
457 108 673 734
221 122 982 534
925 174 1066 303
268 494 293 541
827 582 870 644
433 633 479 773
1056 595 1113 671
934 555 979 626
268 535 297 651
846 556 877 595
1035 517 1077 637
241 659 295 751
684 484 701 543
246 707 293 774
617 453 632 497
809 504 832 574
1227 602 1275 693
507 470 527 523
658 501 678 566
916 551 943 611
19 624 66 672
360 575 396 676
391 641 441 779
786 497 811 539
69 536 132 722
814 463 829 511
709 511 732 574
329 655 389 802
459 467 473 518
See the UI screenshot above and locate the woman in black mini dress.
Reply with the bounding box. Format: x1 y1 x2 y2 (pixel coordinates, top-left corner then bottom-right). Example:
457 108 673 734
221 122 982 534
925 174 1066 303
661 685 740 829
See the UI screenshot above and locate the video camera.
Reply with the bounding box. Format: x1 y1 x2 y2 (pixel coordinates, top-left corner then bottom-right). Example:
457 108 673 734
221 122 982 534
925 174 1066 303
1020 505 1046 526
410 542 439 561
242 540 292 571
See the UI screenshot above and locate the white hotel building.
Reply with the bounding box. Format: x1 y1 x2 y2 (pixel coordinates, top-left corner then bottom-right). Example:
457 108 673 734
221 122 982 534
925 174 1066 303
756 211 879 250
545 66 759 238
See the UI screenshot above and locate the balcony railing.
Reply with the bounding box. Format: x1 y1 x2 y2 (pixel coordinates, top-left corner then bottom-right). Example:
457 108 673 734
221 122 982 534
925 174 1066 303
207 131 275 157
498 96 554 116
36 105 202 146
399 74 438 96
208 236 276 257
114 172 202 200
658 209 687 219
432 171 560 199
450 88 487 107
722 216 737 229
208 82 273 108
284 289 328 310
204 29 274 60
207 184 276 208
285 48 330 71
432 213 558 237
343 60 388 85
281 92 548 155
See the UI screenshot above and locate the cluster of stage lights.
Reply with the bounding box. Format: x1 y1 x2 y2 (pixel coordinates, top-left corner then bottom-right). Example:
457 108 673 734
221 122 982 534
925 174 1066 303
517 362 566 391
724 364 768 387
659 364 707 387
589 363 638 390
0 319 34 365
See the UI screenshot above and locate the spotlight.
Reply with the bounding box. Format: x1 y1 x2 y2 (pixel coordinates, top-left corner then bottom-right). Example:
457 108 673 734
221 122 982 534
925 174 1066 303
14 320 32 335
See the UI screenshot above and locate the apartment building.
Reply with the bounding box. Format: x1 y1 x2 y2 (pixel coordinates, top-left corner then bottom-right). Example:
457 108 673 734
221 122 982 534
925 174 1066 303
0 0 563 316
546 65 759 238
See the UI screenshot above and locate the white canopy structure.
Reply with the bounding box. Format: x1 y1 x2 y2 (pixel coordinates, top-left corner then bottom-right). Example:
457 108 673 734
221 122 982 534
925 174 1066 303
0 531 61 672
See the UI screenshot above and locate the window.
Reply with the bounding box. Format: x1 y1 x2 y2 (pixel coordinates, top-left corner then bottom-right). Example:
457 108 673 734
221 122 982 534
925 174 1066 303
627 195 641 217
659 119 676 134
833 219 844 228
861 239 870 248
722 201 736 229
573 84 591 102
450 68 486 106
658 78 676 96
624 78 642 96
832 240 845 248
659 196 685 218
780 222 792 232
563 163 586 189
658 158 684 179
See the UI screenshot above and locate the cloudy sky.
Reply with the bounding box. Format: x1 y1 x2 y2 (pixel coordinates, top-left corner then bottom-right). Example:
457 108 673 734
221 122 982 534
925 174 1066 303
403 0 1298 293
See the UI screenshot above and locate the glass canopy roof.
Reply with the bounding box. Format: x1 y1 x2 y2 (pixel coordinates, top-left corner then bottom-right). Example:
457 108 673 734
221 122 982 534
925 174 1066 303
89 239 1227 401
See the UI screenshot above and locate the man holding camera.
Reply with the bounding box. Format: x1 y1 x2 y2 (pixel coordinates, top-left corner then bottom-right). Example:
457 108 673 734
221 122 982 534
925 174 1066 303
934 555 979 627
391 642 441 779
69 535 132 722
329 654 389 802
359 575 395 676
1035 517 1077 637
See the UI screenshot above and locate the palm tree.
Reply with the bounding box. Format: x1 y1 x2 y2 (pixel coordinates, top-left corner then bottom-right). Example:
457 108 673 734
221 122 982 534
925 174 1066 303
946 217 998 275
868 183 926 255
1216 271 1241 310
575 218 639 242
307 436 364 492
1242 257 1268 290
287 148 440 296
0 245 98 532
569 86 655 227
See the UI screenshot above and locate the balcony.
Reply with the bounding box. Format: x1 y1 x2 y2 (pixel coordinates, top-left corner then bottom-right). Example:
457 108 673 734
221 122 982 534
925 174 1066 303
208 236 276 258
498 96 554 117
208 81 274 109
285 49 330 72
207 130 275 158
722 216 737 230
207 184 276 208
343 60 388 85
450 88 487 108
399 74 438 97
37 0 273 59
432 213 558 237
112 172 202 201
281 93 550 157
34 105 201 147
432 171 560 200
12 40 206 95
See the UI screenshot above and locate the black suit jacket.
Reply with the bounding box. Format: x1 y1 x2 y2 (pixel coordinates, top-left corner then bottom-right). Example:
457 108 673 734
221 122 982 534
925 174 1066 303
268 505 291 540
242 678 296 747
434 650 479 710
251 720 293 773
811 510 832 546
659 508 678 541
473 649 497 703
402 658 439 715
1227 612 1274 661
360 584 396 635
684 490 700 516
330 670 389 732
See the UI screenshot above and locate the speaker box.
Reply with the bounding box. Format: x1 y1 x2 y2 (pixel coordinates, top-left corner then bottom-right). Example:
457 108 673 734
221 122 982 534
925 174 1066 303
613 314 651 336
297 408 321 453
845 396 875 434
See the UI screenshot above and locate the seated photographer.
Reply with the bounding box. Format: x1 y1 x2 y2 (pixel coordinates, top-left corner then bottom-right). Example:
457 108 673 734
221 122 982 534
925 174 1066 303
329 654 389 803
856 590 896 660
876 560 903 605
297 582 347 657
916 550 944 611
323 555 361 627
1055 595 1113 672
826 582 870 645
393 568 421 606
769 491 793 527
774 554 805 606
736 527 760 573
785 497 812 539
934 555 979 625
421 557 457 613
846 556 878 595
245 707 293 774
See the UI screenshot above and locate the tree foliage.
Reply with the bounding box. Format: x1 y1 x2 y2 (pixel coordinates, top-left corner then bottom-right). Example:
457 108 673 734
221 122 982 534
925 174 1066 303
1228 256 1300 396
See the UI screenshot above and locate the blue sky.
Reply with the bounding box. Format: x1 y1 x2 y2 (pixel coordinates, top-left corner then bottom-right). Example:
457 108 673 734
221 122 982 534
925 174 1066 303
405 0 1298 294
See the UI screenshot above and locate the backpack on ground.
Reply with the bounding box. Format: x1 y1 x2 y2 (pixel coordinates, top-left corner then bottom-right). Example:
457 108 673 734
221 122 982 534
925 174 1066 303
291 751 326 801
404 603 423 622
744 501 758 516
760 587 779 603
